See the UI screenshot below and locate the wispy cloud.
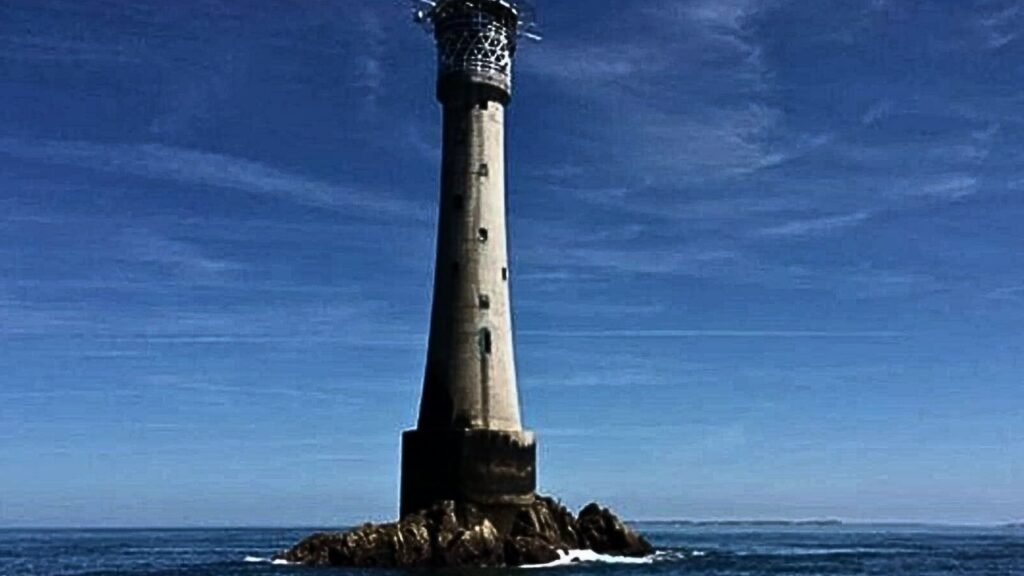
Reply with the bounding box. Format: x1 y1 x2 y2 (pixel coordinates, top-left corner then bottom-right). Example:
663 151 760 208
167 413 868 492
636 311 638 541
899 174 979 201
647 0 765 62
521 44 657 83
861 100 894 125
978 2 1022 48
540 184 812 236
834 268 945 299
0 138 426 219
519 0 786 185
632 104 787 179
351 8 387 108
840 122 997 167
757 212 871 238
0 33 143 64
684 0 758 30
121 229 241 280
145 375 361 402
544 422 748 452
520 329 903 339
0 288 417 348
527 241 944 299
556 245 743 278
987 285 1024 300
148 54 242 138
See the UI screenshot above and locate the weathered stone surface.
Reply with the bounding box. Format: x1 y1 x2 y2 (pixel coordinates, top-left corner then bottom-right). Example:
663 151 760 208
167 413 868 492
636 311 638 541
276 495 653 568
577 502 652 557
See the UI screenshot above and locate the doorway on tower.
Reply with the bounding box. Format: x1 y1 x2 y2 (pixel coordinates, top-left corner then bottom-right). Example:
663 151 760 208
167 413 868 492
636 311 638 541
478 326 493 426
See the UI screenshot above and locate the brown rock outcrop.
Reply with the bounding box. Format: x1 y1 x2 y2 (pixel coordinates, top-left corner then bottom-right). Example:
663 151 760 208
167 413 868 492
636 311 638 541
276 496 653 568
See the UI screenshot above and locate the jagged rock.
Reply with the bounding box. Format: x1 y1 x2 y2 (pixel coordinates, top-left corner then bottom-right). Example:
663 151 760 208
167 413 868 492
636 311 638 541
577 502 652 556
276 495 653 568
510 495 581 549
442 520 504 567
503 535 560 566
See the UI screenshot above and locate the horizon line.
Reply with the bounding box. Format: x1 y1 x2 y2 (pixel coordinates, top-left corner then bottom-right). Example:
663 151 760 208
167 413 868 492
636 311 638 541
3 519 1020 531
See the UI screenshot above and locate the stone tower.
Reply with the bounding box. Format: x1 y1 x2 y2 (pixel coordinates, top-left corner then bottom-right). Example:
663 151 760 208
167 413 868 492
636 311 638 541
401 0 538 519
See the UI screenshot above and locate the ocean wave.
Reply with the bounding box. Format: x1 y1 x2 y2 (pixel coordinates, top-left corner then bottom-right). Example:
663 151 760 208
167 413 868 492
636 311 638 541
243 550 694 569
734 547 915 557
522 549 691 569
243 555 293 565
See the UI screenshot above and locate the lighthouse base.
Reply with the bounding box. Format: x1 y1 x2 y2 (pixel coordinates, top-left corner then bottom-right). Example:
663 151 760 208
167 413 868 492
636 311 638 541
400 428 536 525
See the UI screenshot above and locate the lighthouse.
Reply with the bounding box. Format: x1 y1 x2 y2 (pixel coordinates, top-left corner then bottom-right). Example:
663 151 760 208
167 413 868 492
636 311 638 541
401 0 539 520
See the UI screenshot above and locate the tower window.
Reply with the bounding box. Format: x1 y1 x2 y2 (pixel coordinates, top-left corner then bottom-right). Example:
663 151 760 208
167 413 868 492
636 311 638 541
477 163 489 178
478 328 492 356
478 294 491 310
478 228 489 243
453 194 464 211
502 267 508 281
452 261 460 278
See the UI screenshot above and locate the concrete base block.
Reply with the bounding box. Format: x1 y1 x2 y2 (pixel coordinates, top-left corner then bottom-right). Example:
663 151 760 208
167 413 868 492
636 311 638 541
400 428 536 521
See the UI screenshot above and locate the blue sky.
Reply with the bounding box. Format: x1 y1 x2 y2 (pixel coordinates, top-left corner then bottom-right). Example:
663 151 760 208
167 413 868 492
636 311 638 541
1 0 1022 527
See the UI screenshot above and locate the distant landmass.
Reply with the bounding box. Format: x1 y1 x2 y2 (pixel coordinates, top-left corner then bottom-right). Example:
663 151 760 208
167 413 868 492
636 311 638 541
641 520 844 527
642 520 1024 529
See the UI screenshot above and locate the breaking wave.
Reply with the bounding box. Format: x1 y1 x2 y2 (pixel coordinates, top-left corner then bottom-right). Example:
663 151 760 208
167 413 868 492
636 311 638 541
243 556 293 565
245 550 693 569
522 549 688 568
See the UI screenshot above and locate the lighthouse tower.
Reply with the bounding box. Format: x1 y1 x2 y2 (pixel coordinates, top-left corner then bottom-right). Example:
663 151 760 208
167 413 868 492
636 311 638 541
401 0 539 519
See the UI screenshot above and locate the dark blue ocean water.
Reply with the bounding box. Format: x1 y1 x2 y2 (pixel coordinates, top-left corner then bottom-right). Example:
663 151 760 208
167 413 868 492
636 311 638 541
2 523 1022 576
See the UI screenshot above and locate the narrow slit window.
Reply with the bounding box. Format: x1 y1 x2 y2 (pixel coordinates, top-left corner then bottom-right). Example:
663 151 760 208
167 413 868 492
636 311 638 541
478 228 489 243
453 194 464 211
452 261 460 278
477 163 489 178
478 294 491 310
502 267 509 281
478 328 492 356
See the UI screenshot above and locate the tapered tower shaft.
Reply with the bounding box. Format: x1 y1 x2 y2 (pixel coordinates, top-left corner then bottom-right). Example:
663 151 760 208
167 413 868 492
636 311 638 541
401 0 536 520
419 95 520 430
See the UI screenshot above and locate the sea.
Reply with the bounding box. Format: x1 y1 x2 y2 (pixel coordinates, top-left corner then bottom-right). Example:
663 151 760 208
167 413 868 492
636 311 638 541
2 523 1022 576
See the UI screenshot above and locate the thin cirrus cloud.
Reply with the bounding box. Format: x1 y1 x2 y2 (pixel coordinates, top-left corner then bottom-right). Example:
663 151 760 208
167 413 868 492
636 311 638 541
0 137 426 219
121 229 242 279
977 2 1022 48
529 243 943 299
519 0 782 186
756 212 872 238
1 293 420 349
0 33 143 63
987 285 1024 300
507 0 1006 306
519 329 903 339
908 175 980 200
351 8 388 107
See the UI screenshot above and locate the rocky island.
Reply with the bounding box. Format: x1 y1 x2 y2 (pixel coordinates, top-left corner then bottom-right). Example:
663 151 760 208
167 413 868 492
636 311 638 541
276 496 652 568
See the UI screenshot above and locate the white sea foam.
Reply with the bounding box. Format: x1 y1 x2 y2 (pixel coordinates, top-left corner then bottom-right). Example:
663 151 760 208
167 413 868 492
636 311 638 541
522 549 686 569
245 550 689 569
243 556 294 566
